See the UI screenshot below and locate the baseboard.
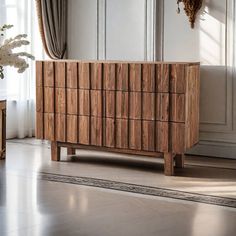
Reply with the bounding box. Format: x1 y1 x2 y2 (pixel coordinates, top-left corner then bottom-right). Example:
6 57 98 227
186 141 236 159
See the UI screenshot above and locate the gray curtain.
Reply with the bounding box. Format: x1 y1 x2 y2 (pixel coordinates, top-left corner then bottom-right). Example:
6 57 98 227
35 0 67 59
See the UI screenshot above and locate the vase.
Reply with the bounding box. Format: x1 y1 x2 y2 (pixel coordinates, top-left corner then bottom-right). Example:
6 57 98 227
0 100 6 159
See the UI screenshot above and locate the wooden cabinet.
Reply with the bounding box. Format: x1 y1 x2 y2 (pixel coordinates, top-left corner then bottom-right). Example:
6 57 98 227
36 60 200 175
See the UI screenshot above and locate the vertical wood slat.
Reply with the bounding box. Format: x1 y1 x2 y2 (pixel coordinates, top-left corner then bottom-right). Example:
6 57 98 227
67 62 78 88
91 63 102 89
44 61 54 87
170 94 185 122
129 92 141 119
36 61 43 87
156 64 169 93
104 118 115 147
142 64 155 92
67 89 78 114
116 63 128 91
156 93 169 121
44 87 54 113
116 119 128 149
79 63 90 89
55 88 66 113
129 64 141 91
91 117 102 146
79 90 90 116
78 116 90 145
116 91 129 119
44 113 55 140
0 101 6 159
142 93 155 120
142 121 155 151
104 63 116 90
91 90 102 117
129 120 142 150
170 64 186 93
55 114 66 142
55 62 66 87
67 115 78 143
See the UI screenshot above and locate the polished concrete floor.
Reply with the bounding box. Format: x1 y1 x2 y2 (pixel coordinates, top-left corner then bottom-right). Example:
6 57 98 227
0 139 236 236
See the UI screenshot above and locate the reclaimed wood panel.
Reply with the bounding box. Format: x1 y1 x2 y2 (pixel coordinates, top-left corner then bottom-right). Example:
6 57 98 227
44 87 54 113
55 114 66 142
156 121 169 152
67 115 78 143
116 91 129 119
36 112 44 139
104 63 116 90
142 93 155 120
156 93 169 121
129 92 141 119
91 63 102 89
105 91 115 118
36 61 43 87
142 64 155 92
129 64 141 91
55 88 66 114
79 63 90 89
156 64 169 93
170 64 186 93
67 89 78 115
55 62 65 87
170 94 185 122
91 117 102 146
129 119 142 150
78 116 90 145
67 62 78 88
79 90 90 116
91 90 102 117
117 63 128 91
44 113 55 140
36 86 43 113
142 121 155 151
116 119 128 149
104 118 115 147
44 61 54 87
170 122 185 153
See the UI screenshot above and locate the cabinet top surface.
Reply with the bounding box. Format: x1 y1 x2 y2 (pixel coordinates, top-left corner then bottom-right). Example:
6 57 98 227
36 60 200 66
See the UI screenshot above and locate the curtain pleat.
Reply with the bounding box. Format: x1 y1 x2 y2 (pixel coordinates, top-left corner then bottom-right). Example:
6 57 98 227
35 0 67 59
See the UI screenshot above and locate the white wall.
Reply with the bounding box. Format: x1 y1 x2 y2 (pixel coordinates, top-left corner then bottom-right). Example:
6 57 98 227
67 0 236 158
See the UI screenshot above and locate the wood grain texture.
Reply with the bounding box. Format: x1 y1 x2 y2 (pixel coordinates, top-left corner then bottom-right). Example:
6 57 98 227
78 116 90 145
55 88 66 114
91 117 102 146
55 114 66 142
91 63 102 89
51 141 60 161
55 62 65 87
156 64 169 93
44 87 54 113
36 60 200 176
67 115 78 143
142 64 155 92
44 61 54 87
117 63 128 91
116 119 128 149
129 119 141 150
129 92 141 119
142 93 155 120
116 91 129 119
104 63 116 90
170 64 186 93
104 118 115 148
79 63 90 89
36 61 43 87
0 100 6 159
79 90 90 116
164 152 174 176
67 89 78 115
91 90 102 117
44 113 55 140
67 62 78 88
130 64 142 91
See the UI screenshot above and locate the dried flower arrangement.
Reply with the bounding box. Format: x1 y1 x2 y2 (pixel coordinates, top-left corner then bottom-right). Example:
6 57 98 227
177 0 203 28
0 24 35 79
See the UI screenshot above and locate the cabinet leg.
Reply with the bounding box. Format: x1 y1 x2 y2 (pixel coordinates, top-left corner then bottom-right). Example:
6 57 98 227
164 152 174 176
175 154 185 168
67 147 76 155
51 141 60 161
